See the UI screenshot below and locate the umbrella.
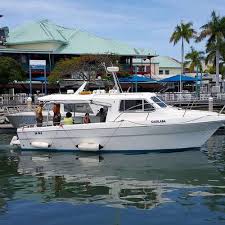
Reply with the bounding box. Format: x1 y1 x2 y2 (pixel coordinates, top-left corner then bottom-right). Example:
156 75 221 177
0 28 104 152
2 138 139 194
159 74 201 83
119 75 156 83
32 76 48 82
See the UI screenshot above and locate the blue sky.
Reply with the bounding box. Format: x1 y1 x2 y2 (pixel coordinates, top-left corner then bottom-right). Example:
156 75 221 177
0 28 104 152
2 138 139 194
0 0 224 59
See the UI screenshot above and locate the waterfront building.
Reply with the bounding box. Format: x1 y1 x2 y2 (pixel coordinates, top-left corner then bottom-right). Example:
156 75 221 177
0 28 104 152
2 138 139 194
132 56 182 77
0 19 156 93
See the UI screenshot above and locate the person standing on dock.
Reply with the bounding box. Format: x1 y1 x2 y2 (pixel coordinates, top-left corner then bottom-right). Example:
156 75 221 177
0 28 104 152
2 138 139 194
35 102 44 127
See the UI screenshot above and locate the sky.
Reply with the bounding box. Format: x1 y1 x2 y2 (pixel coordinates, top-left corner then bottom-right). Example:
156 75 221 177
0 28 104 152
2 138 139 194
0 0 224 60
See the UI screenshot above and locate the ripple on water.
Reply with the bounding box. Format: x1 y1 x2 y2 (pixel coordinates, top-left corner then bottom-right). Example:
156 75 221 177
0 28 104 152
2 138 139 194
0 134 225 224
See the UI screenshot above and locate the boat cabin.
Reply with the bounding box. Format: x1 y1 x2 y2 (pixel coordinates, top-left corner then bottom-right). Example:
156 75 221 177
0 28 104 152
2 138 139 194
38 90 168 126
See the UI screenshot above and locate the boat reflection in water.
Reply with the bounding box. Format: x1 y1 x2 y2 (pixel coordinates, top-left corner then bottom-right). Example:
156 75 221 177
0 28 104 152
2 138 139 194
15 149 225 210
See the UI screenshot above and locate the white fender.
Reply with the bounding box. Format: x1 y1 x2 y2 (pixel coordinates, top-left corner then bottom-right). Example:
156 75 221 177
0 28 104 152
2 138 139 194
10 136 20 146
77 143 103 152
31 142 51 148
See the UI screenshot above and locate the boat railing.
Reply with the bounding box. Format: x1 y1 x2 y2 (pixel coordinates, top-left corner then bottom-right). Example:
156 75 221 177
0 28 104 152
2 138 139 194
21 115 103 128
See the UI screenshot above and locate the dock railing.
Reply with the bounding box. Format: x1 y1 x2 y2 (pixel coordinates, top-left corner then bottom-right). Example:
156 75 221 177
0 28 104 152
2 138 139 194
158 92 225 103
1 92 225 106
0 93 45 106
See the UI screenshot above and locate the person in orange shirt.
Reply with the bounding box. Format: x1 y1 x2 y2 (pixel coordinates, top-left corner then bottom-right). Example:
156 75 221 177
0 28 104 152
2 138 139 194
52 103 61 126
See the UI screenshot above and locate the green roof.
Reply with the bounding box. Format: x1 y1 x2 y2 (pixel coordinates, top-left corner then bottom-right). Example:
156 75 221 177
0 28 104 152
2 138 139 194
7 20 70 45
133 56 181 68
152 56 181 68
6 20 156 57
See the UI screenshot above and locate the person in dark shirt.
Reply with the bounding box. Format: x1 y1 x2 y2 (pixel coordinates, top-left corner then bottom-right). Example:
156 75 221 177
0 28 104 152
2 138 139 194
96 108 106 122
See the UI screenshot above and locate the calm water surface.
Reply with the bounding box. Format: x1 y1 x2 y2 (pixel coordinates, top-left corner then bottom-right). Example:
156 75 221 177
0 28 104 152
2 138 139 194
0 133 225 225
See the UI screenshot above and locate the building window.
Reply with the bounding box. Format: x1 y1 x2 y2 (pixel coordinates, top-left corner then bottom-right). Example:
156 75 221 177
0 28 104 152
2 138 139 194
133 66 138 73
159 70 163 75
165 70 170 75
138 66 145 72
146 66 151 72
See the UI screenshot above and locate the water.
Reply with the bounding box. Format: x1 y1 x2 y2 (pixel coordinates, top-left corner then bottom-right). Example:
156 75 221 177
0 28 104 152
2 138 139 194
0 133 225 225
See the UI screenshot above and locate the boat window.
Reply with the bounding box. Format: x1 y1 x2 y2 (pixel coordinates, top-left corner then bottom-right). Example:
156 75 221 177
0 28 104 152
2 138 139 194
144 100 155 111
64 103 93 114
151 96 167 108
120 100 143 111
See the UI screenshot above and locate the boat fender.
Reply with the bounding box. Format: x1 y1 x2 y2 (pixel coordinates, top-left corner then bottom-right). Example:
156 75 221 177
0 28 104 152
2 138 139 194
76 143 103 152
31 142 51 148
10 136 20 146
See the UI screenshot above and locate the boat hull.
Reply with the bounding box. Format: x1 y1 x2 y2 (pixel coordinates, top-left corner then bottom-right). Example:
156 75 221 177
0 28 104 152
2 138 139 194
17 120 222 152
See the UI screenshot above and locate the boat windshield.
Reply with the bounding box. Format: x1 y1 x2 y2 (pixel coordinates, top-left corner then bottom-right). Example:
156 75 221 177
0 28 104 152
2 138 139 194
151 96 167 108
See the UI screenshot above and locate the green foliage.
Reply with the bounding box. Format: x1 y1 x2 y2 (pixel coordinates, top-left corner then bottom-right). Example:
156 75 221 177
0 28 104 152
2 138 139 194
170 21 196 75
205 41 225 65
197 11 225 47
170 22 196 45
118 66 130 77
49 54 119 84
185 47 205 72
204 65 216 74
221 65 225 79
197 11 225 79
0 56 26 84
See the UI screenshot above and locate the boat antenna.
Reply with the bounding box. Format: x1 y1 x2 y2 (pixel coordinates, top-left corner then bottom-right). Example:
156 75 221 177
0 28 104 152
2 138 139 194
103 63 123 93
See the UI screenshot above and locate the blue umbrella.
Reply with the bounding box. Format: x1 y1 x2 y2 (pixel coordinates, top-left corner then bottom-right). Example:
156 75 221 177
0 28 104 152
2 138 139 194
119 75 156 83
32 76 48 82
159 74 201 83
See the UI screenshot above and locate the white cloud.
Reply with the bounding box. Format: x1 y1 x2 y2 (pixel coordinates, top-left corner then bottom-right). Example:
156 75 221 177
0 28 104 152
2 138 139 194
0 0 134 26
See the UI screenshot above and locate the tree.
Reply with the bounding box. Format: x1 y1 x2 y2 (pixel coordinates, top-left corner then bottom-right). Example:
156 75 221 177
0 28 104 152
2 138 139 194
185 47 205 72
185 47 205 94
170 21 196 91
49 54 120 84
0 57 26 84
197 10 225 88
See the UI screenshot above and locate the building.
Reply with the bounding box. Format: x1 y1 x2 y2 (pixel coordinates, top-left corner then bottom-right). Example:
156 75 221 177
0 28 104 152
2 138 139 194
132 56 182 77
0 19 156 80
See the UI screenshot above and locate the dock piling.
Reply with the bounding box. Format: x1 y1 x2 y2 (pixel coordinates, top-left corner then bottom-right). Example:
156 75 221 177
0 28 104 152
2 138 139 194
208 97 213 112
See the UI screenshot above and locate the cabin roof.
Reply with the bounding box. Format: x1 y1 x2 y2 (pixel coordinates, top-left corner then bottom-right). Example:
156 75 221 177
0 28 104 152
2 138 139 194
38 92 156 103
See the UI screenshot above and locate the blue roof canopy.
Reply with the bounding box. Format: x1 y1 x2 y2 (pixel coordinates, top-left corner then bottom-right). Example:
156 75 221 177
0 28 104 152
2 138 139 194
32 76 48 82
119 75 156 83
159 74 201 83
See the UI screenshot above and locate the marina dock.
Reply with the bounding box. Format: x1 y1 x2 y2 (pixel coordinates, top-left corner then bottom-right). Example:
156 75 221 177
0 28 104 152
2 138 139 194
0 124 16 133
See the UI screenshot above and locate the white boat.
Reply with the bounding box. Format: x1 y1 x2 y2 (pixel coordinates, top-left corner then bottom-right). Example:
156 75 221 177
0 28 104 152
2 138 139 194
7 82 100 128
16 67 225 152
7 102 100 128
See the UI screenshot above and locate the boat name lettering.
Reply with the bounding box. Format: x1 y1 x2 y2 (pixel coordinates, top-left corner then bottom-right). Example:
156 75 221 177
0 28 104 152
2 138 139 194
35 132 42 135
151 120 166 123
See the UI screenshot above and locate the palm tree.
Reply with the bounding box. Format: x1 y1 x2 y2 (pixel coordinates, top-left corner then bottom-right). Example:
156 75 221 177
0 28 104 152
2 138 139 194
185 47 205 94
197 11 225 89
205 40 224 67
170 21 196 92
185 47 205 72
